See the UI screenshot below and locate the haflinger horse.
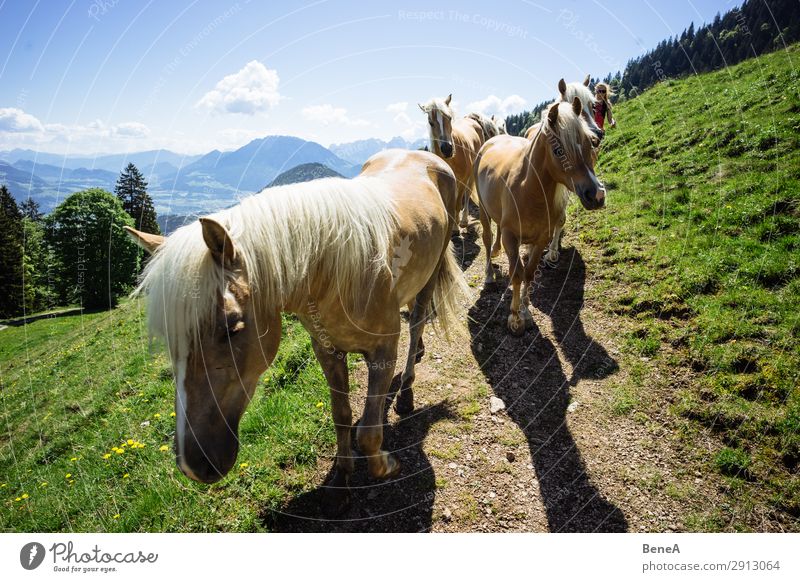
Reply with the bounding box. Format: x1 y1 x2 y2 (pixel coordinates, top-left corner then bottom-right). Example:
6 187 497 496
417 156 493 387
419 95 486 230
522 75 603 266
490 115 508 135
125 149 468 515
475 97 606 336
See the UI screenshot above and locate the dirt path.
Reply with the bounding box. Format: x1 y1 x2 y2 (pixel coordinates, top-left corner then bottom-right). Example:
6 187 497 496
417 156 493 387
266 216 722 532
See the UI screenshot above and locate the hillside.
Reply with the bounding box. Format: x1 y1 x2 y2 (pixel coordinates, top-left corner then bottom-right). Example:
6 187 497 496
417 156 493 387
580 43 800 524
267 162 344 187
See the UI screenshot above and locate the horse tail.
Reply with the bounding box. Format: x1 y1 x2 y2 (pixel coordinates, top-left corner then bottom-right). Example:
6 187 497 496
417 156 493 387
429 242 470 339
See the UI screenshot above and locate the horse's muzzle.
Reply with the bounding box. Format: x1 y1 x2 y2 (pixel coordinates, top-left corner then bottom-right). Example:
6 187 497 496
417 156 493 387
577 186 606 210
439 142 454 158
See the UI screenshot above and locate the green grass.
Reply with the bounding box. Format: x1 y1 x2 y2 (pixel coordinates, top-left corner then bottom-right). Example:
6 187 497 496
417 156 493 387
0 300 336 531
582 43 800 523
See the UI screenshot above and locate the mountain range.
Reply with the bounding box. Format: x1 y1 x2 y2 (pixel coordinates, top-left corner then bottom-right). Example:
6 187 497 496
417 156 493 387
0 135 428 216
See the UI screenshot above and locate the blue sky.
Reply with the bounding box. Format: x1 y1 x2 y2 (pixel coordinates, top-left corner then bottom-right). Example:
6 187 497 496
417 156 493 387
0 0 740 154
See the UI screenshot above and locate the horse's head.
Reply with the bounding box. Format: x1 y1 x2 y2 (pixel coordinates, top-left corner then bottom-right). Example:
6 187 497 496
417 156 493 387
558 76 604 142
543 98 606 210
126 219 281 484
491 114 507 135
419 94 455 158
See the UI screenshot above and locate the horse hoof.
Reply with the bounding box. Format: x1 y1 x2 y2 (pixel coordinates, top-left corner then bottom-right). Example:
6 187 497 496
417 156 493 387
384 453 402 479
507 314 526 336
321 486 351 517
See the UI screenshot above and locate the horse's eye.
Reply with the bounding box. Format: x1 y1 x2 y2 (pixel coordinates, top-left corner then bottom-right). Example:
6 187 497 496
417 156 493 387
223 320 245 340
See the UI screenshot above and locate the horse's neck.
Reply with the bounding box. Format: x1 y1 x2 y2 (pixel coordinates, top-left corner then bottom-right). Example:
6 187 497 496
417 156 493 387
522 134 558 202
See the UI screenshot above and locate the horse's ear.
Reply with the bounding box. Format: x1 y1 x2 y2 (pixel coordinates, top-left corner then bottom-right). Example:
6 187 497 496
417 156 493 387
558 78 567 95
418 103 427 113
124 226 164 255
444 93 452 106
200 217 238 266
547 103 560 126
583 74 591 86
572 96 582 116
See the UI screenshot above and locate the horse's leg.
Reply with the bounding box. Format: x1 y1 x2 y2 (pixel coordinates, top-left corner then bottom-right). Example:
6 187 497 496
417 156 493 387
310 339 353 516
503 230 526 336
491 226 502 258
405 301 424 363
459 177 473 229
544 210 566 266
479 205 495 285
520 243 545 330
358 341 402 479
396 268 438 415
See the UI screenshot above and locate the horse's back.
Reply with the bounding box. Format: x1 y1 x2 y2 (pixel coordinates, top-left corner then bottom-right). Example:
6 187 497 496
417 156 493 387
361 148 458 218
475 135 529 220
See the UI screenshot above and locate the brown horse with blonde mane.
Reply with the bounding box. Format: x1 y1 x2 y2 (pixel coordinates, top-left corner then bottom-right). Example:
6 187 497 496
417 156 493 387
125 149 468 515
475 98 606 335
419 94 486 231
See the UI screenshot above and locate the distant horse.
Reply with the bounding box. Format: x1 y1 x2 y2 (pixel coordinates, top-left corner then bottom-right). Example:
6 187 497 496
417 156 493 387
419 95 485 230
475 98 606 335
466 112 503 141
491 115 508 135
126 149 468 515
523 76 603 265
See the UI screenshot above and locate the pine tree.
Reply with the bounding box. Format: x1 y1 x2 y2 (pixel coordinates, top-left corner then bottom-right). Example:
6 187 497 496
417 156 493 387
114 162 160 234
0 185 24 318
20 198 42 221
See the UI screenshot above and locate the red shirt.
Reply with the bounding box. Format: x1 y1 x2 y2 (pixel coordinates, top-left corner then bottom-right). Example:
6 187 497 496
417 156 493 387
594 100 607 129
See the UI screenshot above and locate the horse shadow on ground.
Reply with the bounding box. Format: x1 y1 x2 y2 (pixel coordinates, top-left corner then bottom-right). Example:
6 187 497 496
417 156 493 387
263 383 456 532
468 247 627 532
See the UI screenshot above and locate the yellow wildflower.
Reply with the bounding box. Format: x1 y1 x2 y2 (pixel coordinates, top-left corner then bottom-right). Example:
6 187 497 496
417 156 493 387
102 453 112 460
123 474 129 479
159 445 169 452
113 514 120 519
65 473 72 479
127 439 134 445
21 493 29 500
170 412 176 418
239 462 249 469
153 413 161 419
316 402 324 408
70 457 78 462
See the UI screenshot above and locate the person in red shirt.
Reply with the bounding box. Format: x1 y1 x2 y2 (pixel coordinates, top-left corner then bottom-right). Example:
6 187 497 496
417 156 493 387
593 83 616 130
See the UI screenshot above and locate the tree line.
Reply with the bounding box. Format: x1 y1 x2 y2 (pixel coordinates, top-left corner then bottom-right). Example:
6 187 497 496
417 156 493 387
505 0 800 135
0 163 160 318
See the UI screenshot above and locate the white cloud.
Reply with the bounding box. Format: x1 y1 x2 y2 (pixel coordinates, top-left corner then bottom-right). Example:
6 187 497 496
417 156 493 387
111 121 151 138
196 60 281 115
301 104 368 127
386 101 408 114
0 107 45 133
466 94 527 117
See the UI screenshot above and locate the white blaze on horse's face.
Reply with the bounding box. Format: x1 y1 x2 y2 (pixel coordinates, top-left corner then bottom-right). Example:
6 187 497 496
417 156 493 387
174 219 281 484
419 95 454 159
545 99 606 211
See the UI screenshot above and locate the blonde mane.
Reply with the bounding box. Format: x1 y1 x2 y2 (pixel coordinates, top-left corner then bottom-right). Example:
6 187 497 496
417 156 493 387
136 177 398 360
542 101 595 168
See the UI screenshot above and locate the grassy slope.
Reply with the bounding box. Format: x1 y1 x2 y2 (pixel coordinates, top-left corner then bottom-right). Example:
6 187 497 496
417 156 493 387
0 301 335 531
582 43 800 526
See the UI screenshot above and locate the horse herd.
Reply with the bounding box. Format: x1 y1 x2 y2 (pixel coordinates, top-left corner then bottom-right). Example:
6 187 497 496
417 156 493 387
124 76 608 516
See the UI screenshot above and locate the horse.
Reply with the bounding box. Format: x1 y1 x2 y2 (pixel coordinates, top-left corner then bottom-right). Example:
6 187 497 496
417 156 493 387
522 76 603 266
474 98 606 336
125 149 468 516
466 112 502 141
491 115 508 135
419 94 486 231
526 75 603 141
